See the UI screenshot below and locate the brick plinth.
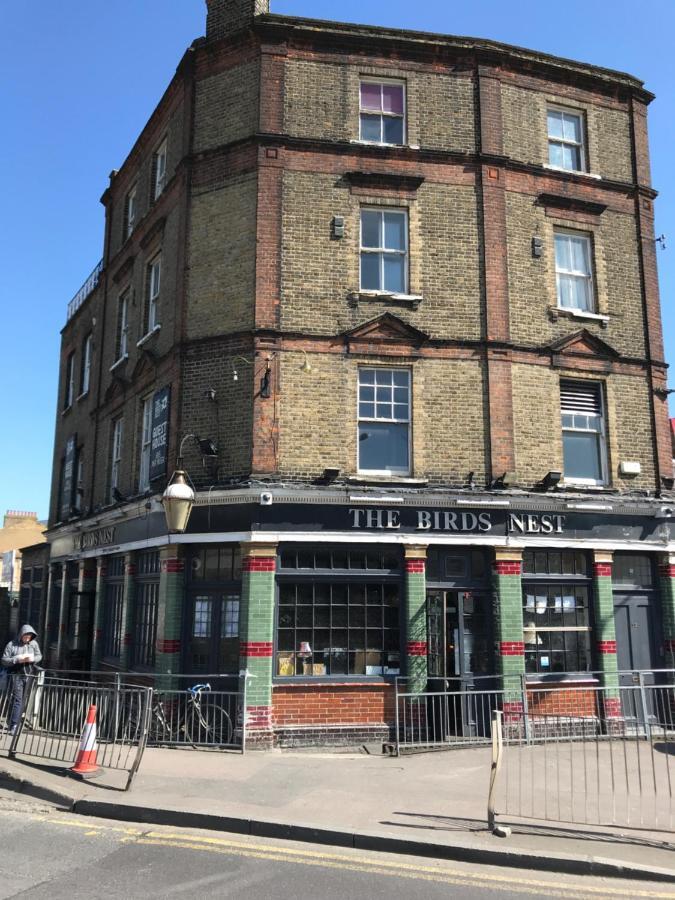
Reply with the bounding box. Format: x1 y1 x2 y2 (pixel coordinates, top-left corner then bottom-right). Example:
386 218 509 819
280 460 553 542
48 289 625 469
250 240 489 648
273 682 395 726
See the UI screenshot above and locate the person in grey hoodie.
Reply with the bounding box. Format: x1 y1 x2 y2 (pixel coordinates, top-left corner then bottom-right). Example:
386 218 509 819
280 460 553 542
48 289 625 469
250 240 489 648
1 624 42 734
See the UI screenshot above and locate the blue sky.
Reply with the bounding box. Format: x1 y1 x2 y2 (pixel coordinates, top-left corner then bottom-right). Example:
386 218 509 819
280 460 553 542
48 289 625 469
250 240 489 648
1 0 673 520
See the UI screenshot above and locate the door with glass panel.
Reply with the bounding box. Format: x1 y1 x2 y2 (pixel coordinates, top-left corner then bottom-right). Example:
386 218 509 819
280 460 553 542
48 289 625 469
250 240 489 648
426 590 492 738
186 593 240 680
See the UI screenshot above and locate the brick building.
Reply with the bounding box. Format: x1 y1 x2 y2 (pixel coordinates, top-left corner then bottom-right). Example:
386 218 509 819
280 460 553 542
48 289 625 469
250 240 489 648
43 0 674 746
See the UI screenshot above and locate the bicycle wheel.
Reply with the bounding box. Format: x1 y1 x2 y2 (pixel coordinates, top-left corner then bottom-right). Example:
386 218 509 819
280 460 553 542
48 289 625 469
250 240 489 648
186 702 233 747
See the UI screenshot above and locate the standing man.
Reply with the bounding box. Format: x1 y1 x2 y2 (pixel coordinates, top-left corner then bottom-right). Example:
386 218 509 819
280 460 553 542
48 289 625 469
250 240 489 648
2 624 42 735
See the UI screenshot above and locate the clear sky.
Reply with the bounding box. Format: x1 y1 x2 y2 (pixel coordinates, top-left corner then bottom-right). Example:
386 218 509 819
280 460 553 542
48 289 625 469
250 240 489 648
1 0 673 520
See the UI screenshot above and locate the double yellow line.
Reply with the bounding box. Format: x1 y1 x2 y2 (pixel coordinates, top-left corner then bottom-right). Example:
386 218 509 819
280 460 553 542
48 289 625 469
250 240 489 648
18 812 675 899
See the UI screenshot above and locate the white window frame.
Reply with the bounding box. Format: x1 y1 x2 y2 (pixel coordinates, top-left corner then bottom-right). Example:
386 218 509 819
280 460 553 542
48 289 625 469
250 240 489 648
138 397 153 492
554 229 595 313
153 139 168 199
116 291 129 362
359 78 406 146
125 184 137 239
547 106 586 173
80 334 92 396
359 207 408 295
74 452 84 513
560 381 608 487
357 367 411 476
64 352 75 409
110 417 124 502
146 255 161 334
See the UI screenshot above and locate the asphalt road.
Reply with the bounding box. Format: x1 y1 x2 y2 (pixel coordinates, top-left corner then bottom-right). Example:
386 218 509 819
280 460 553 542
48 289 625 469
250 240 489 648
0 794 672 900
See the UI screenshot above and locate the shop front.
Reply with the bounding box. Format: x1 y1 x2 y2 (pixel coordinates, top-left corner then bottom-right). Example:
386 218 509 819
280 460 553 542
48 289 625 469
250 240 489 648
43 490 675 747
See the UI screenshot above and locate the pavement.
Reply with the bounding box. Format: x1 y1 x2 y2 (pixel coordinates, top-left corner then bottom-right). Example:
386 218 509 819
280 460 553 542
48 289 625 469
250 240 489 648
0 743 674 884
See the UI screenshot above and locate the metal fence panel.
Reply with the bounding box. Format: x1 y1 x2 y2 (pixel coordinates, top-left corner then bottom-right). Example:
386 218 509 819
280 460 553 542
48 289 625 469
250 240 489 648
494 682 675 832
0 673 151 790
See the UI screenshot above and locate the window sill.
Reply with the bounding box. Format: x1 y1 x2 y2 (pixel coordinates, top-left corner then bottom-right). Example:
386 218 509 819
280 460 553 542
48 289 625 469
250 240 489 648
549 306 609 327
350 139 413 149
348 475 428 486
273 676 396 686
526 674 600 685
543 164 601 181
348 291 423 310
110 354 129 373
136 324 161 348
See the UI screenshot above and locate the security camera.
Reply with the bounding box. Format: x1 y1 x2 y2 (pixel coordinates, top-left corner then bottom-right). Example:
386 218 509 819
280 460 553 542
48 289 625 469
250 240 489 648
260 492 273 506
659 507 674 519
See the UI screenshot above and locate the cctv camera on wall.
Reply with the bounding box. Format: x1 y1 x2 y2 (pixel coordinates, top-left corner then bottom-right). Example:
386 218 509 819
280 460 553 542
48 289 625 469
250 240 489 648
260 492 273 506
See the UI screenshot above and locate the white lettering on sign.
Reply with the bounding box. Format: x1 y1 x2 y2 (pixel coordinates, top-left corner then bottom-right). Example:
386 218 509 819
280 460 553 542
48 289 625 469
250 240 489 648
507 513 565 534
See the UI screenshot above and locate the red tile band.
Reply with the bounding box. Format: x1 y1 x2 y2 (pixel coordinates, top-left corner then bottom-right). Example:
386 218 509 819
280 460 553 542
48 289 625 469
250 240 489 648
242 557 276 572
603 697 622 718
493 561 522 576
597 640 617 654
665 639 675 653
406 641 428 656
123 633 131 646
405 559 426 573
157 639 181 654
593 562 613 577
241 641 274 657
246 705 273 728
95 629 103 640
162 559 184 574
499 641 525 656
125 564 136 576
659 564 675 578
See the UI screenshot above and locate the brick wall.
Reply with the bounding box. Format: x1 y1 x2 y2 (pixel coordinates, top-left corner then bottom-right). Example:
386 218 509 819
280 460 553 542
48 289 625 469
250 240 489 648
501 80 633 182
193 60 260 152
527 685 599 719
187 173 258 340
283 56 476 153
273 682 396 727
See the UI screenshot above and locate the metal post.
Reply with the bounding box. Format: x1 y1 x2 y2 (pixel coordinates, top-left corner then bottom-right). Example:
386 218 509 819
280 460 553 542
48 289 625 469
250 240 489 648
520 673 531 745
488 709 509 835
394 678 401 756
638 671 652 742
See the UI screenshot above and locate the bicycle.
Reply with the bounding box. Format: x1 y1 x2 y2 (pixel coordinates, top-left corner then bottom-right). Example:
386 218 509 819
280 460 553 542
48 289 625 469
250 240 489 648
127 683 234 748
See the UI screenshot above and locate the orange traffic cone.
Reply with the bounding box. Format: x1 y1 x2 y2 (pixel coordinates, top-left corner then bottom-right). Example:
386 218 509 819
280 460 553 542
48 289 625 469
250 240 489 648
69 704 101 778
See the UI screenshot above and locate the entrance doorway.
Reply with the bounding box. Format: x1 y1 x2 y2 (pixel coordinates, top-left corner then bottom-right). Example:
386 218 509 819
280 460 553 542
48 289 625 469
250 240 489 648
613 591 662 726
426 589 493 738
185 592 240 681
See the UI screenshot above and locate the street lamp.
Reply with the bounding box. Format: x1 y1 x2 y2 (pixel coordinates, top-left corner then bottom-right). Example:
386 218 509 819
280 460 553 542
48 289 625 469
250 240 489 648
161 468 195 533
161 434 215 533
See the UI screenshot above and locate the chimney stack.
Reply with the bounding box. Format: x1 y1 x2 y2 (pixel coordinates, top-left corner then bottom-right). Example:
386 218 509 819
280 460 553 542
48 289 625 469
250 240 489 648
205 0 270 41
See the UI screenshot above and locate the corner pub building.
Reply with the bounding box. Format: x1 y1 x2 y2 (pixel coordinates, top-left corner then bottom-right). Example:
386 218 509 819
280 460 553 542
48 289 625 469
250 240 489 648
43 0 674 747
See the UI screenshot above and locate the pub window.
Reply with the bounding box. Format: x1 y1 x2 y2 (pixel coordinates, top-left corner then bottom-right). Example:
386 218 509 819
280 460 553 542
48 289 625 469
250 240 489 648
103 555 125 660
138 396 153 492
80 334 92 396
115 290 130 362
276 547 401 678
133 551 160 668
63 352 75 409
522 549 591 676
612 553 653 588
190 545 242 582
358 367 411 475
560 380 607 486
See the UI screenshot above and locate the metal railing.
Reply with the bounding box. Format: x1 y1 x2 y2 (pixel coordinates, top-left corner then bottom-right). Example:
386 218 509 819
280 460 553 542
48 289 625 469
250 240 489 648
394 670 675 754
66 259 103 321
17 669 247 752
0 673 151 790
491 681 675 831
